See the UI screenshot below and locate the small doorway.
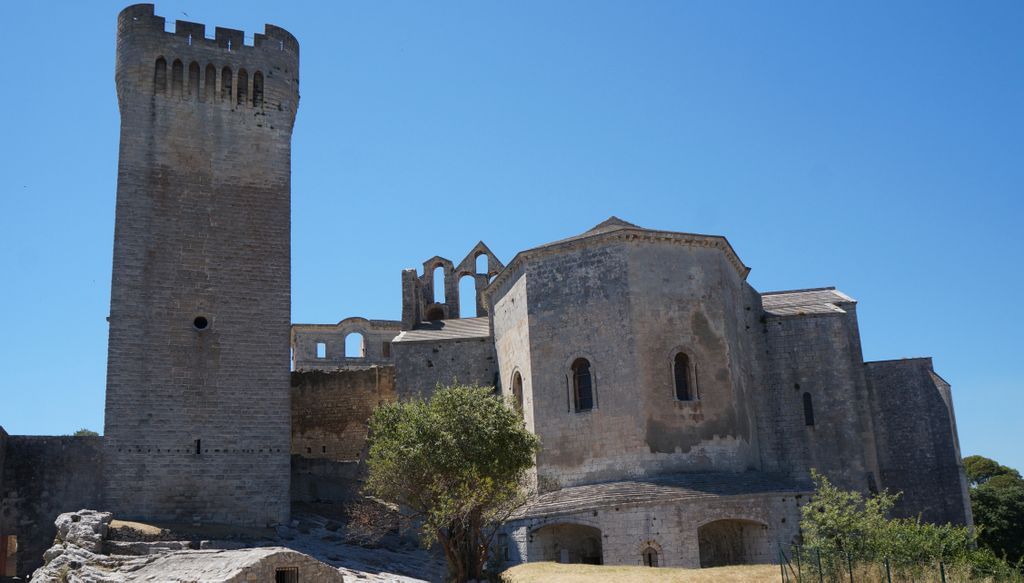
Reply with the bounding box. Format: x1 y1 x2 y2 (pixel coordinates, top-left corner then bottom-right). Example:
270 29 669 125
1 535 17 577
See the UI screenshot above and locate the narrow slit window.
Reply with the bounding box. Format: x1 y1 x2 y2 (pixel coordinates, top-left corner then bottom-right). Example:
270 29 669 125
382 341 391 358
512 372 524 414
221 66 233 102
316 342 326 359
204 64 216 102
188 61 200 100
236 68 248 106
252 70 264 107
153 57 167 94
194 439 201 455
571 358 593 412
803 392 815 426
171 59 184 97
673 352 693 401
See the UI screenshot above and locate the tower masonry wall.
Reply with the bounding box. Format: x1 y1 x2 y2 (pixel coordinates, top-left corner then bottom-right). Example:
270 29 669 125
102 4 298 526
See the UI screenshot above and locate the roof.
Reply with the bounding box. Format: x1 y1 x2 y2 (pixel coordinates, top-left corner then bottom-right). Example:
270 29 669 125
760 287 855 317
127 547 342 581
517 472 808 519
486 217 750 299
391 317 491 343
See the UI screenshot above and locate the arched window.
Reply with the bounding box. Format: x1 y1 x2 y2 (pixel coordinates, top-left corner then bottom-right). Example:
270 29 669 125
204 64 216 102
236 69 248 106
459 275 476 318
221 66 233 102
153 57 167 94
344 332 364 358
571 358 593 412
511 372 524 414
476 253 488 275
171 59 184 97
803 392 815 426
642 546 659 567
432 266 446 303
673 352 694 401
188 61 200 100
252 71 264 107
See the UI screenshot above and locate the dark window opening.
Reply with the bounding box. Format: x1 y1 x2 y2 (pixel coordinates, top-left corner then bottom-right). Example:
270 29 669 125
321 445 327 454
643 547 659 567
153 57 167 94
171 59 184 97
572 358 593 412
803 392 815 426
194 439 201 455
204 64 216 102
188 61 200 100
193 316 209 330
425 306 444 321
674 352 693 401
512 372 524 414
275 567 299 583
867 472 879 495
252 70 264 107
306 447 311 454
221 66 233 102
236 68 248 106
382 342 391 358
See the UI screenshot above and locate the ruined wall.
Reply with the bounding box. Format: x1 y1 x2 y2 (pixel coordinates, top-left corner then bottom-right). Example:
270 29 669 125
0 436 103 578
103 5 298 526
400 243 504 327
291 367 396 461
292 319 400 371
759 309 879 492
866 359 972 525
392 336 498 398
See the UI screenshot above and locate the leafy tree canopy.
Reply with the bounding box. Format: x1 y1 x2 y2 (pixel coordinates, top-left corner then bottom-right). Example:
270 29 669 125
965 455 1021 487
365 384 540 583
966 456 1024 564
72 428 99 436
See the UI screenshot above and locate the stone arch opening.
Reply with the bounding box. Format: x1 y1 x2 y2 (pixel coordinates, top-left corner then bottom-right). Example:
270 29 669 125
153 57 167 94
432 265 446 303
344 332 364 358
697 519 770 567
425 305 444 321
459 274 476 318
188 61 200 100
532 523 602 565
476 253 488 274
511 371 524 414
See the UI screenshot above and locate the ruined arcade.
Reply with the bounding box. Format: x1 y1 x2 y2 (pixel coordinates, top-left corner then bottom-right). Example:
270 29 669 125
0 3 976 579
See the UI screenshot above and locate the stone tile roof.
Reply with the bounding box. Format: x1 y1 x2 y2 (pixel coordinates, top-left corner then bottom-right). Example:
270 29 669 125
760 287 855 317
517 472 808 519
392 317 491 343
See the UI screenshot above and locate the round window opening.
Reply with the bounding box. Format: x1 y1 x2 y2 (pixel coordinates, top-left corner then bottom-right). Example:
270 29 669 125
193 316 209 330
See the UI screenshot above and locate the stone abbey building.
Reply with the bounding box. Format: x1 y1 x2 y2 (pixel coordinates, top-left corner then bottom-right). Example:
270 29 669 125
0 4 971 578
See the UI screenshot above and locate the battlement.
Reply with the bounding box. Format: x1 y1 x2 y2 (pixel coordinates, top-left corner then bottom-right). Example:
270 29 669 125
118 4 298 56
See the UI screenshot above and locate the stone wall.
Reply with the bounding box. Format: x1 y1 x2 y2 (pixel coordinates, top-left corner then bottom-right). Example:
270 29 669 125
392 336 498 399
291 367 396 461
866 358 972 525
292 319 401 371
760 308 880 492
0 435 104 578
500 493 802 568
103 5 297 527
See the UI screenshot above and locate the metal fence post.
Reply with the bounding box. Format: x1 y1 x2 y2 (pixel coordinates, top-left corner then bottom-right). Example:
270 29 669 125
884 557 891 583
939 560 947 583
847 551 854 583
816 548 823 583
796 544 803 583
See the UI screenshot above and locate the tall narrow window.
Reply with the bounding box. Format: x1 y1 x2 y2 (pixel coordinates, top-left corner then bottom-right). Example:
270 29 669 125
171 59 184 97
188 61 200 100
511 372 524 414
316 342 326 359
572 358 593 412
236 69 248 106
673 352 693 401
194 439 201 455
252 70 264 107
221 66 233 102
153 57 167 94
344 332 364 358
803 392 815 426
204 64 216 102
382 341 391 358
433 266 446 303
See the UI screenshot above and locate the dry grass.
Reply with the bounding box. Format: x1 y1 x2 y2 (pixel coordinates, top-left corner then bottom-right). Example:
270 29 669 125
502 562 781 583
109 519 163 535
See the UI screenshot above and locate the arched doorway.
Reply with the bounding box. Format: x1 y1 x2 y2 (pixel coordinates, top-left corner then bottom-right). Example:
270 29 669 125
697 519 770 567
531 523 602 565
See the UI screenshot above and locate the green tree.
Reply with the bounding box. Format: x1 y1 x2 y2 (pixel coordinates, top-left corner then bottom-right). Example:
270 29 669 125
365 384 540 583
966 455 1024 563
72 428 99 436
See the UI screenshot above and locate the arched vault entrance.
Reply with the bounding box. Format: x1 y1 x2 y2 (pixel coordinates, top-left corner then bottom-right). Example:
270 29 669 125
697 519 770 567
531 523 602 565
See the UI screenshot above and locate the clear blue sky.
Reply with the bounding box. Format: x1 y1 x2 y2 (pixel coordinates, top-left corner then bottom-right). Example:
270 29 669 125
1 2 1021 470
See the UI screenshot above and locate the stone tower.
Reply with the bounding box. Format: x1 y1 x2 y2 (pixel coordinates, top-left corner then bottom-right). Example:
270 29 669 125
103 4 299 526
